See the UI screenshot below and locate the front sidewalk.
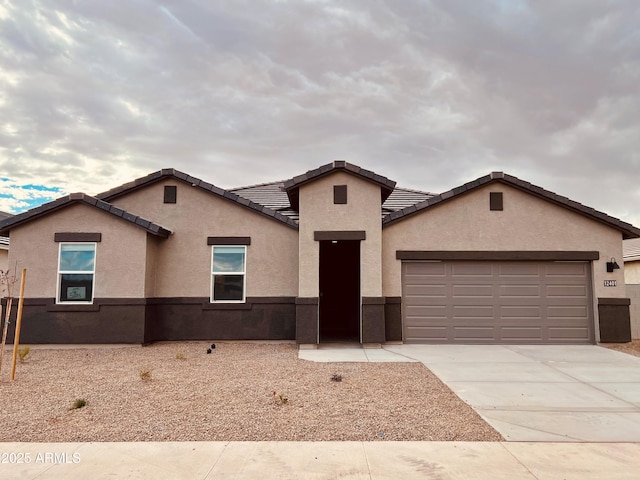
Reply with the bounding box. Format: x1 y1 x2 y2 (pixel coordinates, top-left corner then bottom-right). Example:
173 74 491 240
1 441 638 479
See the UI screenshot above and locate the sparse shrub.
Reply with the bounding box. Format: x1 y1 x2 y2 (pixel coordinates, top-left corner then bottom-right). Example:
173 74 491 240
272 391 288 405
70 398 87 410
18 346 31 363
139 368 152 381
176 352 186 360
331 373 343 382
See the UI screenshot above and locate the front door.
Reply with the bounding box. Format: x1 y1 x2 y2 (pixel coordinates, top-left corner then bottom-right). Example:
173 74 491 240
318 240 360 342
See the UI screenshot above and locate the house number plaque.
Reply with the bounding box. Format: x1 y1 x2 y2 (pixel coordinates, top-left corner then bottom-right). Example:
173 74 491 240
604 280 617 287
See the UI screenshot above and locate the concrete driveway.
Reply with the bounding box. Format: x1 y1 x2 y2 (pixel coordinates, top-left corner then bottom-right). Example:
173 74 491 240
300 344 640 442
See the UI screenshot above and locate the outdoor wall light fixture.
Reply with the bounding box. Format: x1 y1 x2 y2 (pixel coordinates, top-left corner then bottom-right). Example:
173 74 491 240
606 257 620 273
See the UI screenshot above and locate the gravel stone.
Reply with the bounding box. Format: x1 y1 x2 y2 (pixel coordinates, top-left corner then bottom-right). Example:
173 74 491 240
603 339 640 358
0 342 503 442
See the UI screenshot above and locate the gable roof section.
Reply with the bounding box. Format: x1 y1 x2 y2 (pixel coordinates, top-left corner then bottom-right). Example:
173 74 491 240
231 180 434 223
0 193 172 238
383 171 640 239
98 169 298 229
624 238 640 262
282 161 397 211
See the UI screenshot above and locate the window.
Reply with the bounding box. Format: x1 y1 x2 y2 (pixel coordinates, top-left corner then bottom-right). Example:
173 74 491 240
211 246 246 302
57 243 96 303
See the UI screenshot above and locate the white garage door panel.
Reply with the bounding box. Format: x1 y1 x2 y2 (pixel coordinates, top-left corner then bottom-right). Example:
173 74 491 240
402 260 594 344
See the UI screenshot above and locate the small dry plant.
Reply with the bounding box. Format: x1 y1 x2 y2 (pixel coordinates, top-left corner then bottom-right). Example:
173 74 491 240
331 373 343 382
18 346 30 363
139 368 152 381
0 263 19 374
70 398 87 410
175 352 186 360
272 390 288 405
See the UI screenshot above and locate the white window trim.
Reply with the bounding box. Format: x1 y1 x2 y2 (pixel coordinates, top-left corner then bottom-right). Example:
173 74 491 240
210 245 247 303
56 242 97 304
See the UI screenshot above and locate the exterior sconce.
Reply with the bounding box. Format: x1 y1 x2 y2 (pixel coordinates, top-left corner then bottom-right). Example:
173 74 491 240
606 258 620 273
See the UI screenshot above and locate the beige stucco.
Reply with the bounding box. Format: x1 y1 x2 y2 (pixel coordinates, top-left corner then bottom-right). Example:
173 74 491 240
297 171 382 297
110 180 299 298
0 247 8 275
627 261 640 339
624 261 640 284
382 183 626 303
627 283 640 339
7 203 149 299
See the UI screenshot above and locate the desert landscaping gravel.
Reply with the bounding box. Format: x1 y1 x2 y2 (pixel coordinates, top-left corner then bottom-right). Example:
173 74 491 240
603 339 640 358
0 342 502 442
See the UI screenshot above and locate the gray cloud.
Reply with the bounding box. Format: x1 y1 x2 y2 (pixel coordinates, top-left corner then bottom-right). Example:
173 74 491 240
0 0 638 225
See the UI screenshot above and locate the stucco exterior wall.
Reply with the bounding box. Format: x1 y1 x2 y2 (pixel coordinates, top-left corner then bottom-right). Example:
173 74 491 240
7 203 149 298
626 261 640 339
627 284 640 339
110 180 299 298
145 235 161 297
624 261 640 284
0 248 8 274
297 171 382 297
382 183 625 300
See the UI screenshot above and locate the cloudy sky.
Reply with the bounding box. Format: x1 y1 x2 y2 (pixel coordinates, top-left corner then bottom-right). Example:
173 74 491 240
0 0 638 226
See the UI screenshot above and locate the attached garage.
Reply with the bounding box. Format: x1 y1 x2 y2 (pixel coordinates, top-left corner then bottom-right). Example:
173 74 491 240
402 259 594 344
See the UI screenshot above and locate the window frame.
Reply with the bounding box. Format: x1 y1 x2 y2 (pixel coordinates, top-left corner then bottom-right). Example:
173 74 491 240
56 242 97 304
210 245 247 303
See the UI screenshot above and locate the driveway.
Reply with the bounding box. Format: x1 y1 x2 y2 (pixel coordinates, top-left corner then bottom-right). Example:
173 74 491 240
300 344 640 442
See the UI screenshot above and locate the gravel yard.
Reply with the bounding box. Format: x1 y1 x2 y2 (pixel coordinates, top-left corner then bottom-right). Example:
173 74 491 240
603 339 640 358
0 342 502 442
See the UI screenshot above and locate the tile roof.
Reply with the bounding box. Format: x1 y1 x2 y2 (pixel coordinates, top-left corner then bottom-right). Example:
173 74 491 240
282 161 397 211
230 181 434 222
383 171 640 239
98 169 298 229
624 238 640 262
0 194 172 238
230 181 300 222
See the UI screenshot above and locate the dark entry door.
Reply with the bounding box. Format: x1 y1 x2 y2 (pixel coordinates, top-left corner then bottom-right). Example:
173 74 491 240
319 240 360 342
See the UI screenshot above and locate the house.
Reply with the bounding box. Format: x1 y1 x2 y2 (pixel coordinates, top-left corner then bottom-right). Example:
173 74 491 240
623 238 640 339
0 211 11 274
0 161 638 345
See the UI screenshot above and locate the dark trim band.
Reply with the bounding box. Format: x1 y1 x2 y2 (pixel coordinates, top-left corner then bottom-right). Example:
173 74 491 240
598 297 631 306
362 297 385 305
396 251 600 261
55 232 102 242
314 231 366 241
295 297 319 305
207 237 251 245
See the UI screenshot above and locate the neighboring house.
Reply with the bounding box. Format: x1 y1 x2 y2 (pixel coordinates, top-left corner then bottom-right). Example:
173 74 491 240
0 211 11 274
623 238 640 339
0 161 638 345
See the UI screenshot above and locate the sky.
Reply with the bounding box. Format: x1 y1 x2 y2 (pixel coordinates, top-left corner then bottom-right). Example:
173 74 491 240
0 0 638 226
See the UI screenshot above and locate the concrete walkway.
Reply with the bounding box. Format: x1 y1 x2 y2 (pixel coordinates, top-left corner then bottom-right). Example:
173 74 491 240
300 344 640 442
1 441 639 479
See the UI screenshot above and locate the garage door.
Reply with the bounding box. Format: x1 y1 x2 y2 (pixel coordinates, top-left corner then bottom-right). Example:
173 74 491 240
402 261 593 344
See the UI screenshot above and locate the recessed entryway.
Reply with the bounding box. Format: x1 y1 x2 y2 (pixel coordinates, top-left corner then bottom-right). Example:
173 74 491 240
319 240 360 342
